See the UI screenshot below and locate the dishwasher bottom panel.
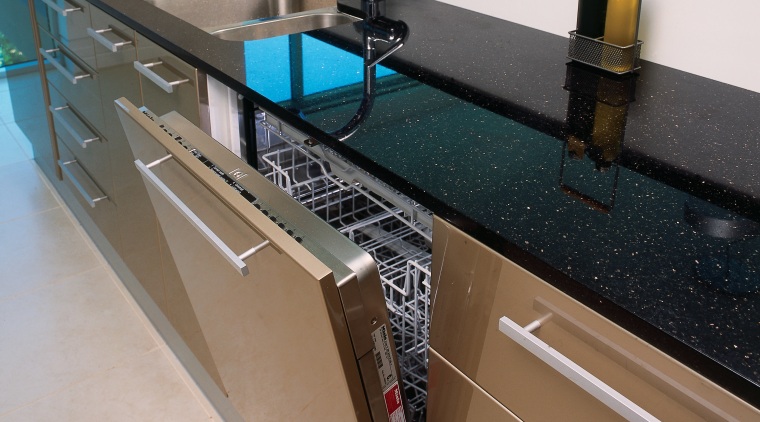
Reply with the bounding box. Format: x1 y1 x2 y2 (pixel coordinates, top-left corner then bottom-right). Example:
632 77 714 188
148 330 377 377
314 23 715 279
255 113 433 419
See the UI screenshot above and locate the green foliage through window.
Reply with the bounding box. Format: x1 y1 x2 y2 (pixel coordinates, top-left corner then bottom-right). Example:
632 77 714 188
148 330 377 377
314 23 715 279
0 31 28 68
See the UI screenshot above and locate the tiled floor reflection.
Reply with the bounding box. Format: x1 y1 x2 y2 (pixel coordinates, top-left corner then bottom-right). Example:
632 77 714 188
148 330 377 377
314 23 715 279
0 69 217 420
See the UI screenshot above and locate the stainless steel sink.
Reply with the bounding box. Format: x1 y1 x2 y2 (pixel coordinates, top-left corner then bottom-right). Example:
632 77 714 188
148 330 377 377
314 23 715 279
143 0 341 32
208 8 358 41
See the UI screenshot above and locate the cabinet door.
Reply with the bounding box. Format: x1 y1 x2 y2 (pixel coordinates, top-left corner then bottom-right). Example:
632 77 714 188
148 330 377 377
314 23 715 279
134 33 204 127
115 98 367 421
430 216 760 421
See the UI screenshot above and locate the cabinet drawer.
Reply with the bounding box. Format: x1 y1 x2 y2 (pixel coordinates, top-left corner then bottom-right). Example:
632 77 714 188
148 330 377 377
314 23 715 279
40 30 105 136
427 349 520 422
34 0 97 70
430 217 759 421
49 83 113 199
57 138 119 248
135 33 203 127
90 5 136 72
88 6 141 188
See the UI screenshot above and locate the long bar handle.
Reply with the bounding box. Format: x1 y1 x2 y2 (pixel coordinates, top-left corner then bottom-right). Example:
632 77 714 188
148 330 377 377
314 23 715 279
133 60 189 94
87 27 132 52
39 47 91 85
135 157 269 276
40 0 81 17
49 105 99 148
58 159 107 208
498 315 659 422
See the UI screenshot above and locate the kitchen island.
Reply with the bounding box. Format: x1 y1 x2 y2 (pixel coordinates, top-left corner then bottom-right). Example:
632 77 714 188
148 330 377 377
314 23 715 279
77 0 760 415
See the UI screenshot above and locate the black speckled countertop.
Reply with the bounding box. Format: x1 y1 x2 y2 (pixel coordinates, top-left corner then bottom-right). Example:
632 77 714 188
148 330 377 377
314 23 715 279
90 0 760 406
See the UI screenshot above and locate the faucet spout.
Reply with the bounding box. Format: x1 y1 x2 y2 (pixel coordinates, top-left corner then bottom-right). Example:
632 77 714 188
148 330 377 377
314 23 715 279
330 6 409 141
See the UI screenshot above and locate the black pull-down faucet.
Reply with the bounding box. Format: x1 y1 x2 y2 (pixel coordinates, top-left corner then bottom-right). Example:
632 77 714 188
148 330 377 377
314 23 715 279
330 0 409 140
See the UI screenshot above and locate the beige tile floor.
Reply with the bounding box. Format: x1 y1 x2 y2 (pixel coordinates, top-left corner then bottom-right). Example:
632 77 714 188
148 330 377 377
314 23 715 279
0 69 218 420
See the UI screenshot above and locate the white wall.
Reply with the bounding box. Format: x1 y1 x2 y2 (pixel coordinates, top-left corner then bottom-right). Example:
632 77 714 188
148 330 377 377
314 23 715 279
436 0 760 94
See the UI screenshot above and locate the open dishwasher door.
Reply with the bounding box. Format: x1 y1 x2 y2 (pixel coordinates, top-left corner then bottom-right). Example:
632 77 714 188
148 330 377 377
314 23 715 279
114 98 407 422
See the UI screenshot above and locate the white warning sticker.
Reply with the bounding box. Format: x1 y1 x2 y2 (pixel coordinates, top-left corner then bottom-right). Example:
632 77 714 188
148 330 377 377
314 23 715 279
370 324 397 392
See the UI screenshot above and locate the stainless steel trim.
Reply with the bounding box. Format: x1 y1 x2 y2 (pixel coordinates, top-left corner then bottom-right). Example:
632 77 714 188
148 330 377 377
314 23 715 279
135 158 268 276
49 105 99 148
133 60 189 94
87 27 132 52
39 47 92 85
58 159 107 207
40 0 81 17
498 315 659 422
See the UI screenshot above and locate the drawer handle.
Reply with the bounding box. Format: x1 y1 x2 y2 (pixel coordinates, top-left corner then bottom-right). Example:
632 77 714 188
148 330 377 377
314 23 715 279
39 47 92 85
58 159 108 208
49 105 99 148
498 315 659 422
135 156 270 276
87 27 133 53
133 60 189 94
531 297 735 420
40 0 82 17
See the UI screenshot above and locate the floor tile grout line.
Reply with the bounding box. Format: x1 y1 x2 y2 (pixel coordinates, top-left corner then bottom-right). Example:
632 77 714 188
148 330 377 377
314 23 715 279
3 121 36 161
0 203 62 228
0 264 106 306
0 345 165 419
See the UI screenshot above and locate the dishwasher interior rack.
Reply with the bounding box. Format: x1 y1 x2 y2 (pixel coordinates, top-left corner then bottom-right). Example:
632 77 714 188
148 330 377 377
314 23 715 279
255 113 432 417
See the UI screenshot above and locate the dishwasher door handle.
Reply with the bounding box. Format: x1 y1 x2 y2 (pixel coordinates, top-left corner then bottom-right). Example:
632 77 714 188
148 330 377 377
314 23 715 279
498 315 659 422
135 157 270 276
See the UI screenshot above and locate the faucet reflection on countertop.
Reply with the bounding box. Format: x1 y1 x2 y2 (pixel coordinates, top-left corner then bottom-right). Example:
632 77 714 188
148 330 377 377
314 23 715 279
559 62 637 213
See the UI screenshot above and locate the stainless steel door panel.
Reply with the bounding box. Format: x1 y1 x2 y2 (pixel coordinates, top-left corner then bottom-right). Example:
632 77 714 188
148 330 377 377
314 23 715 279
115 98 369 421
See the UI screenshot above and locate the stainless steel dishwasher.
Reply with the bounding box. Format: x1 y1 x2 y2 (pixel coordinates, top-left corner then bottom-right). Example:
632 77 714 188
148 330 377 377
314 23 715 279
115 97 432 421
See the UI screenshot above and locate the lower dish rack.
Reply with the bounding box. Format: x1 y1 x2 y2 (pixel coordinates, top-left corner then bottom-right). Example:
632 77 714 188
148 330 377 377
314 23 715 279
255 113 432 418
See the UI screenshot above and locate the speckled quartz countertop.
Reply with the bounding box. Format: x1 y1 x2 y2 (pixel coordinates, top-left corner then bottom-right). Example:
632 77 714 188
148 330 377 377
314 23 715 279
90 0 760 406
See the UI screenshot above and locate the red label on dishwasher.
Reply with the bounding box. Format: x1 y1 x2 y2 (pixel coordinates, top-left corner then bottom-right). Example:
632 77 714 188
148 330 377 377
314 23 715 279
384 382 405 422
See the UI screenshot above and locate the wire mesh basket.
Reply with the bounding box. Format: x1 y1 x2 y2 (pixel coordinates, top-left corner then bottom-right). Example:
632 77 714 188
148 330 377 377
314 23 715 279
567 30 643 74
257 116 432 416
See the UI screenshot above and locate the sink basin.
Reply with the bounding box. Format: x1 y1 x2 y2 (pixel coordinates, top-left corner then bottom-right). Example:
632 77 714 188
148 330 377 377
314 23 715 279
143 0 339 31
208 8 358 41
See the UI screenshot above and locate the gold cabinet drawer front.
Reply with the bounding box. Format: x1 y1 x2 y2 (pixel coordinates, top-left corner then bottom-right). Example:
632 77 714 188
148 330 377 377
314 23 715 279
427 348 521 422
34 0 97 70
56 138 119 248
430 216 759 421
49 83 113 200
135 33 202 127
40 30 105 137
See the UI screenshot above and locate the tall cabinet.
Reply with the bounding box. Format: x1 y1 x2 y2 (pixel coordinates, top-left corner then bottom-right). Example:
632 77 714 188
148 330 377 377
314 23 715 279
31 0 225 398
